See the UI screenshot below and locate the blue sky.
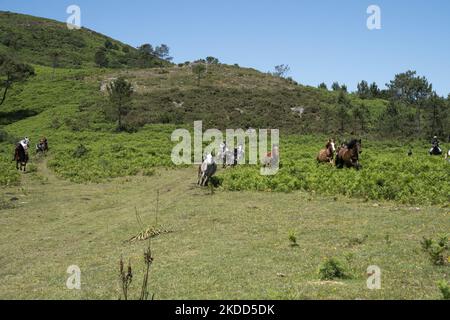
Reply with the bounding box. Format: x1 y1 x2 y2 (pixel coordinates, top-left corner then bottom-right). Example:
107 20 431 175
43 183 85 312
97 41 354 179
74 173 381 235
1 0 449 95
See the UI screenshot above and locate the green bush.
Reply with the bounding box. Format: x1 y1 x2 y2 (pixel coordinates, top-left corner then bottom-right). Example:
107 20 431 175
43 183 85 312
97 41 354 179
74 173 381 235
421 235 449 265
318 258 349 280
437 280 450 300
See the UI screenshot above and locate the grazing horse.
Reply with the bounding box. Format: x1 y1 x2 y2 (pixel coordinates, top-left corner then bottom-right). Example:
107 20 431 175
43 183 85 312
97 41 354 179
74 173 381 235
14 143 29 171
197 155 217 186
36 137 49 154
317 139 336 164
335 139 362 170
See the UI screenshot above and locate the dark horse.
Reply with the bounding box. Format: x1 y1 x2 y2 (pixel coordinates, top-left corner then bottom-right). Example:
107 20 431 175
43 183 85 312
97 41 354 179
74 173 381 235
335 139 362 170
429 145 443 156
14 144 29 171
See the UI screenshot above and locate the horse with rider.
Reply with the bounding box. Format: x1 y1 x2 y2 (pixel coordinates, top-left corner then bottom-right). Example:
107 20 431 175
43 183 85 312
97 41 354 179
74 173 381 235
13 137 30 171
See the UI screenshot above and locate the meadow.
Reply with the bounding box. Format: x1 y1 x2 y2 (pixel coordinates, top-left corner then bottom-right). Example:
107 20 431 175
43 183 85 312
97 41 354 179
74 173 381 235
0 165 448 300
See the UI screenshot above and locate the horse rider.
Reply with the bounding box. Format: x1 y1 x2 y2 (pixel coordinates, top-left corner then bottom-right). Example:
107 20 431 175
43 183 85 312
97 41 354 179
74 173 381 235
19 137 30 154
219 141 227 168
430 136 441 154
205 152 214 165
12 137 30 161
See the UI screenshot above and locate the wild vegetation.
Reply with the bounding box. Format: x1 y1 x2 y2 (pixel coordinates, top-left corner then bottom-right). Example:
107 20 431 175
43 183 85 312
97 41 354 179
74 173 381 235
217 136 450 205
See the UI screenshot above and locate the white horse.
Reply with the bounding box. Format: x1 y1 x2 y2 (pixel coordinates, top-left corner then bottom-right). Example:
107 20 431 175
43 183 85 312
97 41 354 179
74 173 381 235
197 154 217 186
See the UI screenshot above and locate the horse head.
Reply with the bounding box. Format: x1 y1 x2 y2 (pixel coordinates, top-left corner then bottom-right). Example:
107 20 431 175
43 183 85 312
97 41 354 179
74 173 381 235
326 139 336 154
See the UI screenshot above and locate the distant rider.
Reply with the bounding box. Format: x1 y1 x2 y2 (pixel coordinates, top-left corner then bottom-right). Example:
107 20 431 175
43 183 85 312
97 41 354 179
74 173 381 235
430 136 442 154
19 137 30 154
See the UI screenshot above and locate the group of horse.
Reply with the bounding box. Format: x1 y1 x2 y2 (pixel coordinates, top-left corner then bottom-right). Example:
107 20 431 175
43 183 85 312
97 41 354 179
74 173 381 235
317 138 363 169
196 143 278 187
13 137 48 171
197 144 245 186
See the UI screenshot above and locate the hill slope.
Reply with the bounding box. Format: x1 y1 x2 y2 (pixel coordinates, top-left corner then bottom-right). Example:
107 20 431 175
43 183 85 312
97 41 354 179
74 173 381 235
0 11 168 68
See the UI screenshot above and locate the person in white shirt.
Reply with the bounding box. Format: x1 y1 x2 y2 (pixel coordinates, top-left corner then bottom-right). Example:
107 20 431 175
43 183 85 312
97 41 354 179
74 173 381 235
19 137 30 153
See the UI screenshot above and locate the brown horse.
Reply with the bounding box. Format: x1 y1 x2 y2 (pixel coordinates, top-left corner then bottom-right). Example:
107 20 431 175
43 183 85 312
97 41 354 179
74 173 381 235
317 139 336 164
36 137 49 154
335 139 362 170
14 144 29 171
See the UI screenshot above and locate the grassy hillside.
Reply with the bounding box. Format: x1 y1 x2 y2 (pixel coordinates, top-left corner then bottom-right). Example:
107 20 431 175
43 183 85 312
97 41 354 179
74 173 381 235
91 64 388 133
0 11 168 68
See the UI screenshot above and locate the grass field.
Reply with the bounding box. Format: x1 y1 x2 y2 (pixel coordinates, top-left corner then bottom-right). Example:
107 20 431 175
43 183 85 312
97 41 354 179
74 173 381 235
0 158 448 300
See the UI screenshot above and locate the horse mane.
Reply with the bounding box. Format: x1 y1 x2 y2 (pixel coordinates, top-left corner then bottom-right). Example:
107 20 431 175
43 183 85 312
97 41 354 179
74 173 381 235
346 139 359 149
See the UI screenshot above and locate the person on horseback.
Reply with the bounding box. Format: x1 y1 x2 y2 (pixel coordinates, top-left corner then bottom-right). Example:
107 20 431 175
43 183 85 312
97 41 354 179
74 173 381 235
13 137 30 171
430 136 442 155
20 137 30 150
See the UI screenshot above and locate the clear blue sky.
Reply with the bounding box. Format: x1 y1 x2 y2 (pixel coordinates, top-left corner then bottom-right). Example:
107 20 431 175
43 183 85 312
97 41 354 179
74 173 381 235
1 0 449 95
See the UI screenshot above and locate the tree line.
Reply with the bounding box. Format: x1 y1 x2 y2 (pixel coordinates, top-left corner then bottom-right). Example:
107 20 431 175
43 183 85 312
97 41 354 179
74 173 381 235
323 71 449 139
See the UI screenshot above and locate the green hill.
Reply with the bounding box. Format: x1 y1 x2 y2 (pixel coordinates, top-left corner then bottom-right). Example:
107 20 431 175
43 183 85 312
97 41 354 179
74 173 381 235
0 11 168 68
1 12 447 190
0 11 391 134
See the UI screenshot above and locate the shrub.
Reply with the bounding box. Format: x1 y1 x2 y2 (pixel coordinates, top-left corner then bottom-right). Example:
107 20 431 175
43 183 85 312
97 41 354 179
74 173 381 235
421 235 449 266
437 280 450 300
288 231 298 247
318 258 349 280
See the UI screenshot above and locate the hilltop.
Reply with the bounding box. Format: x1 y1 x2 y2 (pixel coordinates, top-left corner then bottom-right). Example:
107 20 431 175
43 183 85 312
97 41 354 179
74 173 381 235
0 11 168 68
0 11 393 135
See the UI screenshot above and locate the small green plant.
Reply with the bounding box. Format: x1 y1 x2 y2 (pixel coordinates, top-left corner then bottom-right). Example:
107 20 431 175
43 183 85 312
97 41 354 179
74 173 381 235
288 231 298 247
437 280 450 300
384 234 392 245
421 235 449 266
421 237 433 251
318 258 349 280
